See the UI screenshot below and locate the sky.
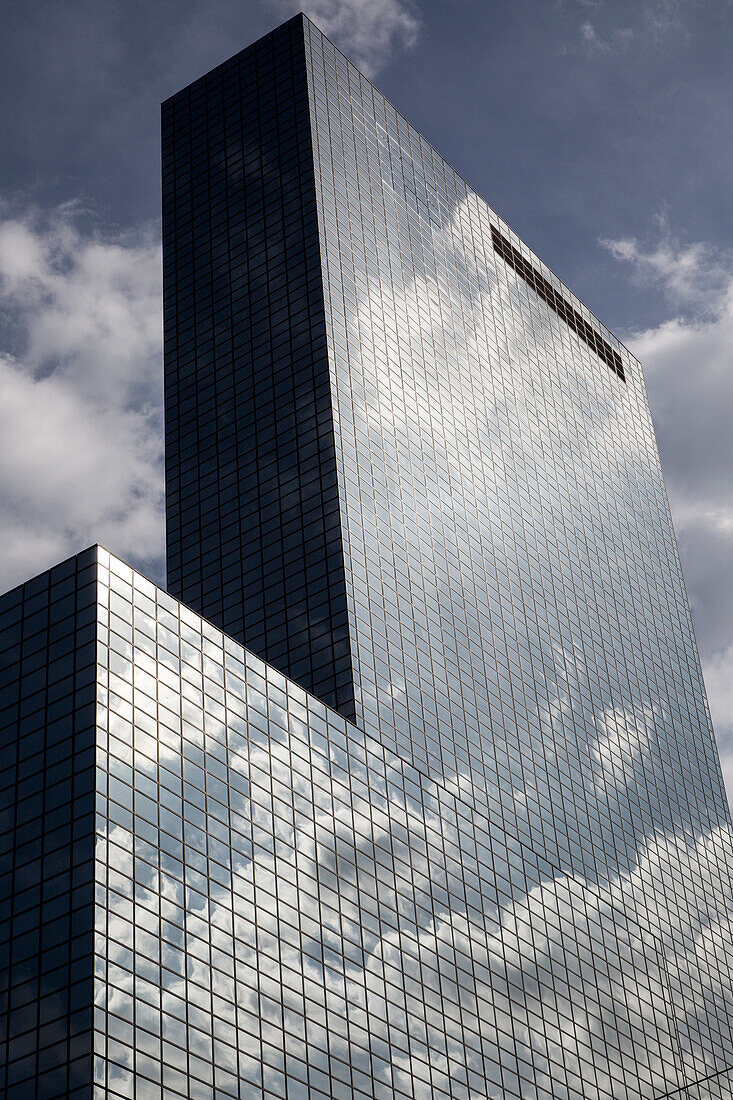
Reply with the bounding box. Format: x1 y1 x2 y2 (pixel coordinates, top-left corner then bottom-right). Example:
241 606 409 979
1 0 732 799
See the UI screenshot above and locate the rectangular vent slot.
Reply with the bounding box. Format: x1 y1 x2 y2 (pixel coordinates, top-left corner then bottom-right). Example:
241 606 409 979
491 226 625 382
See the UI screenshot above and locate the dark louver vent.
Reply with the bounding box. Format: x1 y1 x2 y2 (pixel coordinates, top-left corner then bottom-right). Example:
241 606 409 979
491 226 625 382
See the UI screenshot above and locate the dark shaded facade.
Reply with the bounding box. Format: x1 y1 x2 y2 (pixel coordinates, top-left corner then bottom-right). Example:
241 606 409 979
0 550 97 1099
163 16 354 718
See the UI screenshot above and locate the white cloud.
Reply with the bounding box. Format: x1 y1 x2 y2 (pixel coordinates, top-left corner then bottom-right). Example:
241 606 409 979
266 0 420 76
701 646 733 801
603 220 733 807
644 0 689 43
0 202 164 592
575 0 694 56
580 20 633 52
580 21 606 49
602 211 732 313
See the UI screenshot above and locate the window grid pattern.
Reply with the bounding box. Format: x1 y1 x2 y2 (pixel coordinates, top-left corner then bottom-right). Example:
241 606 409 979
490 226 625 380
2 13 732 1100
93 548 722 1100
301 14 733 1089
0 550 98 1099
163 17 355 718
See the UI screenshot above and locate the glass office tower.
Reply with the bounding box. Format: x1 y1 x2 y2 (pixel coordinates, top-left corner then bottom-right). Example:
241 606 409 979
2 13 733 1100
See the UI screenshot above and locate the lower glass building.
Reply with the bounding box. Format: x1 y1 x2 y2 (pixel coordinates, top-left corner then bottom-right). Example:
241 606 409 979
2 13 733 1100
2 547 733 1099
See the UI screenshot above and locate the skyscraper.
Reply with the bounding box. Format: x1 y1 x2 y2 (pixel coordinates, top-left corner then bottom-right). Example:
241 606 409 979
2 12 732 1100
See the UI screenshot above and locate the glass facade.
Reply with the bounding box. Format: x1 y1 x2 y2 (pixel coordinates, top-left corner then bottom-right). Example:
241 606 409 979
2 12 733 1100
1 546 732 1100
0 550 98 1099
162 17 354 719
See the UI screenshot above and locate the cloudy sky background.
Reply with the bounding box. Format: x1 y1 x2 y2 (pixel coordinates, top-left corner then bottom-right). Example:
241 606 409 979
1 0 732 796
